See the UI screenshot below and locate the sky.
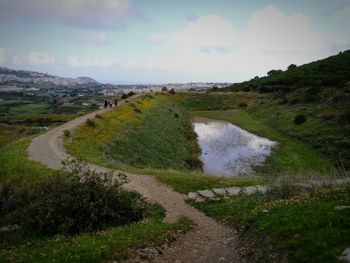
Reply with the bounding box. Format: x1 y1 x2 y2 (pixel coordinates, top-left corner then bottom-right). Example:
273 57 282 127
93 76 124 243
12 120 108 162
0 0 349 84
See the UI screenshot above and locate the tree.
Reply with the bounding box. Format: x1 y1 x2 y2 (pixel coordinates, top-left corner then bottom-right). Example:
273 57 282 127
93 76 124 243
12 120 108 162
267 69 283 76
287 64 297 70
162 87 168 92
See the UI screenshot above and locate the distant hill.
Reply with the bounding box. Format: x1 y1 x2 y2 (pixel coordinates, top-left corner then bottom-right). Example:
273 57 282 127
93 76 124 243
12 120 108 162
0 67 102 91
76 77 100 85
224 50 350 92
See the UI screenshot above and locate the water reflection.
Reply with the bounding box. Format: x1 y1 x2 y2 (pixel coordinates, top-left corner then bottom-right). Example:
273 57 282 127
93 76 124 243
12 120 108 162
193 118 277 176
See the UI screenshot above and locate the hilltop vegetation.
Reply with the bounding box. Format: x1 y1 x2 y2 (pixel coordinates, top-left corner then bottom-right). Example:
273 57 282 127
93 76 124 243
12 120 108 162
218 50 350 168
227 50 350 92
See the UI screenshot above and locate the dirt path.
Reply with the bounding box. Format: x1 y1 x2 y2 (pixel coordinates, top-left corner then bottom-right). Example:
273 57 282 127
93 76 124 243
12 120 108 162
27 96 245 263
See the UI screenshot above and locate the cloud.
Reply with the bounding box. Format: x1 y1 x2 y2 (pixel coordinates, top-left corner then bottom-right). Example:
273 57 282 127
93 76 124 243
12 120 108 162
125 6 347 82
78 31 110 45
170 15 235 51
68 54 114 67
0 0 132 29
241 6 343 54
27 51 55 65
0 48 55 66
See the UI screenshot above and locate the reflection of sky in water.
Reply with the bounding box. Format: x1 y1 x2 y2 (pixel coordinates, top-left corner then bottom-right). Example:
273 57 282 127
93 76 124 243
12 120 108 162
193 120 277 176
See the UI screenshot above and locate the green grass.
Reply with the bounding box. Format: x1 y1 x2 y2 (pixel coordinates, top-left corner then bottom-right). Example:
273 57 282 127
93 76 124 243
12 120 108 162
192 186 350 262
0 136 60 183
104 94 200 170
1 206 192 263
0 123 192 262
66 93 262 193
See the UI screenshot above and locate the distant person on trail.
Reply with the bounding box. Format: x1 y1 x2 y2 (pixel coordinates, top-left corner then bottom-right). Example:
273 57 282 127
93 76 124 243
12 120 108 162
109 103 112 108
114 99 118 107
104 100 108 108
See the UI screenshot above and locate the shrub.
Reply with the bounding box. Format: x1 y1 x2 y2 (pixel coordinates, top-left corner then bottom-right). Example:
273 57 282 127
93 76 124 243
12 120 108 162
121 94 128 99
174 113 179 118
95 114 103 119
294 114 307 125
134 108 142 114
239 102 248 108
127 91 135 97
63 129 71 138
1 159 145 235
86 118 96 127
287 64 297 70
169 88 176 95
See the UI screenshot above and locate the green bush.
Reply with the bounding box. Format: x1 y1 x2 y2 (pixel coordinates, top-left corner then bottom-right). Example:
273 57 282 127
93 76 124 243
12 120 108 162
63 129 71 138
1 159 146 235
294 114 307 125
86 118 96 127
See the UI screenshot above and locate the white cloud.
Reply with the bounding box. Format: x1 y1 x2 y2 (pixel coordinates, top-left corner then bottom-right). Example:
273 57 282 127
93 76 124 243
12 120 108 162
79 31 109 44
170 15 235 50
27 51 55 65
0 48 55 66
130 6 346 82
68 54 114 67
241 6 343 54
0 0 132 28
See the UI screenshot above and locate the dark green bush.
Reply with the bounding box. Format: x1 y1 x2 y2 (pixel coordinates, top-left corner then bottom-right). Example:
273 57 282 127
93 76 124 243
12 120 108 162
239 102 248 108
134 108 142 114
63 129 71 138
1 159 145 235
86 118 95 127
95 114 103 119
294 114 307 125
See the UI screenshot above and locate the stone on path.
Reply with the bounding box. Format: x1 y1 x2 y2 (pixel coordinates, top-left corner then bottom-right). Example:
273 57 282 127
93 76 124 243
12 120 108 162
339 247 350 262
197 190 215 199
225 187 241 197
335 206 350 210
212 188 227 196
188 192 200 200
241 186 257 195
255 185 268 194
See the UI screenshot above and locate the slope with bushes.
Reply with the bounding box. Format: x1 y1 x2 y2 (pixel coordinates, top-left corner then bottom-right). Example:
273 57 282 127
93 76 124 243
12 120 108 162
218 50 350 168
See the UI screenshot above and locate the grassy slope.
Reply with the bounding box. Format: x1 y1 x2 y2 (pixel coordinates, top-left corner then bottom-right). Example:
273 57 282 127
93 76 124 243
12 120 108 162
229 50 350 90
222 50 350 167
0 120 191 262
66 93 262 193
192 187 350 262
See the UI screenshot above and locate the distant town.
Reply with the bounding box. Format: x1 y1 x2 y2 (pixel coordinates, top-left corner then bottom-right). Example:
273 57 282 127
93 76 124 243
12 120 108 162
0 66 230 97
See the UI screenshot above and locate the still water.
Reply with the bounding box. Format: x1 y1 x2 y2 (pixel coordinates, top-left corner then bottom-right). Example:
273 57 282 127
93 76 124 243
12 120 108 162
193 117 277 176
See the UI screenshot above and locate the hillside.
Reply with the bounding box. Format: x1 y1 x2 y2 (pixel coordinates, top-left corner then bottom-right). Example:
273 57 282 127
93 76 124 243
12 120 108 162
0 67 101 91
217 51 350 168
226 50 350 92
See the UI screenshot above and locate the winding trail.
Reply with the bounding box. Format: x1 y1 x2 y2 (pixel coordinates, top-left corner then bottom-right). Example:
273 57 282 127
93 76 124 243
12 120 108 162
27 97 245 263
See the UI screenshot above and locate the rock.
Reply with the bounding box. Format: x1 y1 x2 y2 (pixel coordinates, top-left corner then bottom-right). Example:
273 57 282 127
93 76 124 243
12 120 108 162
294 182 313 190
241 186 257 195
212 188 227 196
225 187 241 197
188 192 200 199
255 185 268 193
335 178 348 185
218 256 226 262
335 206 350 210
309 180 324 187
339 247 350 262
197 190 215 199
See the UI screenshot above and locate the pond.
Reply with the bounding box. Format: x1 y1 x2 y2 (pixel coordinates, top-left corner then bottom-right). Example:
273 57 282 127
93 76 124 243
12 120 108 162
193 117 277 176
